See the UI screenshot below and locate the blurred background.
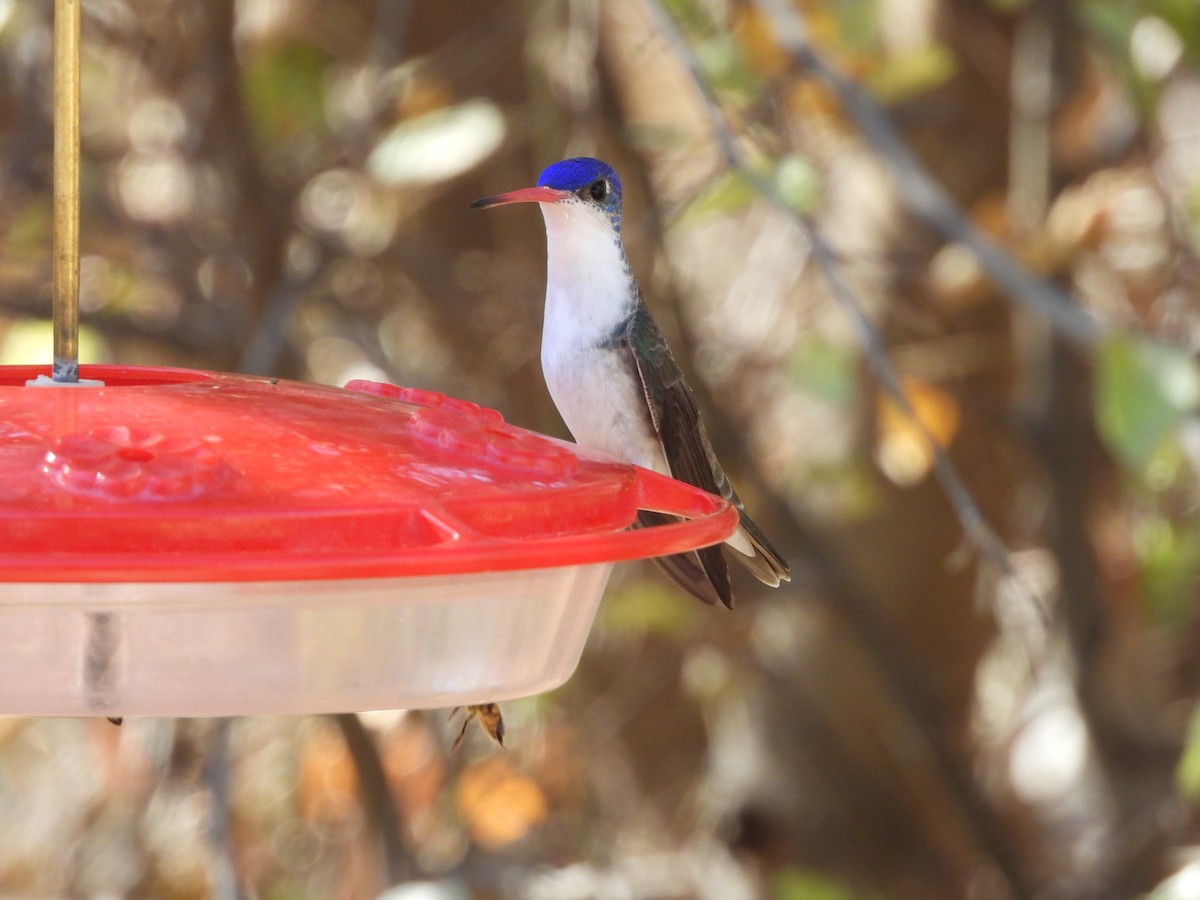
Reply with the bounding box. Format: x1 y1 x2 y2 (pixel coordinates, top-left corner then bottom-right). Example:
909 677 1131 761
1 0 1200 897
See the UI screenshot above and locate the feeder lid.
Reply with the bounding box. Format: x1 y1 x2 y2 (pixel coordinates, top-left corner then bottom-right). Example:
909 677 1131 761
0 365 736 582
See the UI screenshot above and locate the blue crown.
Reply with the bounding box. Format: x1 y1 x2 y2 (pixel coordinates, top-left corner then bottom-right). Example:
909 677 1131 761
537 157 623 231
537 157 621 196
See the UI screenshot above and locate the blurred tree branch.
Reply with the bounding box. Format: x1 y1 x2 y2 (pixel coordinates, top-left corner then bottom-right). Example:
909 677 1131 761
334 713 415 887
194 0 289 350
204 719 247 900
644 0 1045 622
597 25 1035 898
751 0 1104 349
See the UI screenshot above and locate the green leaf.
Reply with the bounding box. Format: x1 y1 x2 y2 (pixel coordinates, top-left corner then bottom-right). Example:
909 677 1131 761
1079 1 1162 111
678 171 756 223
660 0 719 38
1151 0 1200 64
241 42 330 145
789 338 857 407
695 37 761 96
864 44 958 103
1177 704 1200 798
6 198 51 254
598 580 696 636
1094 335 1200 470
985 0 1033 12
1189 182 1200 249
0 319 108 365
773 154 822 214
1081 0 1143 49
831 0 882 52
773 867 859 900
1136 517 1200 629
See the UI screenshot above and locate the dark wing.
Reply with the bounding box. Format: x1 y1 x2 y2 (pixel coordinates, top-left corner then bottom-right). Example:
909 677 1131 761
624 301 726 501
624 299 790 596
636 508 731 607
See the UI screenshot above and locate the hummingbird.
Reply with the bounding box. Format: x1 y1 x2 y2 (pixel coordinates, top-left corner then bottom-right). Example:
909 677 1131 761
472 157 790 607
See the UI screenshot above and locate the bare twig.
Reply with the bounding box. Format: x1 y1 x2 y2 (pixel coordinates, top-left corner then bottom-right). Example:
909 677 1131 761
752 0 1102 349
204 719 246 900
333 713 414 886
1008 3 1056 234
644 0 1046 621
196 0 289 364
237 243 326 376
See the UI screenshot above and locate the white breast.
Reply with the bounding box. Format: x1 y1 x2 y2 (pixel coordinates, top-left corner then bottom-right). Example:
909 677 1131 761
542 342 668 474
538 200 667 474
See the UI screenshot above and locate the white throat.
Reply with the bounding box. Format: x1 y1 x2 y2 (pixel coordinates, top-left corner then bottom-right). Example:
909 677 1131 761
539 199 634 354
535 198 663 473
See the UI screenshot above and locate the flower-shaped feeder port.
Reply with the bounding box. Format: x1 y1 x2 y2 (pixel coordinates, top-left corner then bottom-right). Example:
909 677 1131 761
0 365 737 718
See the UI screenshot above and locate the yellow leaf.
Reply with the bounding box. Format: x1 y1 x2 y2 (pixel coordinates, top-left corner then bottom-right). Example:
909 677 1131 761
456 759 547 850
785 80 848 130
299 726 359 824
863 43 958 103
397 77 456 120
733 7 789 78
875 377 960 486
382 718 444 822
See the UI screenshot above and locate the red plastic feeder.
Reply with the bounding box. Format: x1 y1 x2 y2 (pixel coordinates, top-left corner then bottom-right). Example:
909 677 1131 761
0 365 737 717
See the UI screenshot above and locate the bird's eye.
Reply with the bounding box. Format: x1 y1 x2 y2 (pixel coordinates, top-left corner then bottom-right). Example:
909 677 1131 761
587 180 608 202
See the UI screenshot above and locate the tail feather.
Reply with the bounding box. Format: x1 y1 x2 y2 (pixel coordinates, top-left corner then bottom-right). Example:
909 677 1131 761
636 505 789 606
729 508 791 587
638 511 733 607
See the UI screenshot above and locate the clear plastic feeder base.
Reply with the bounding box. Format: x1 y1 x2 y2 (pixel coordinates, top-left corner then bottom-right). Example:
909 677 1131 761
0 565 612 718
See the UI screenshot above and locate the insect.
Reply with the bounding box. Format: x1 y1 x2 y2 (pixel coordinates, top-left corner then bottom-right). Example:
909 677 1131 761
450 703 506 750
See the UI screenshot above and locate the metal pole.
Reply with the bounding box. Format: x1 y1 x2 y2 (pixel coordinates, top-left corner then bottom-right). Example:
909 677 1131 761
52 0 81 383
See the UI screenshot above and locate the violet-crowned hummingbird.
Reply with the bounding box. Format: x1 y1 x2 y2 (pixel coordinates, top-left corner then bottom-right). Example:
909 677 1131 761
472 157 790 607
